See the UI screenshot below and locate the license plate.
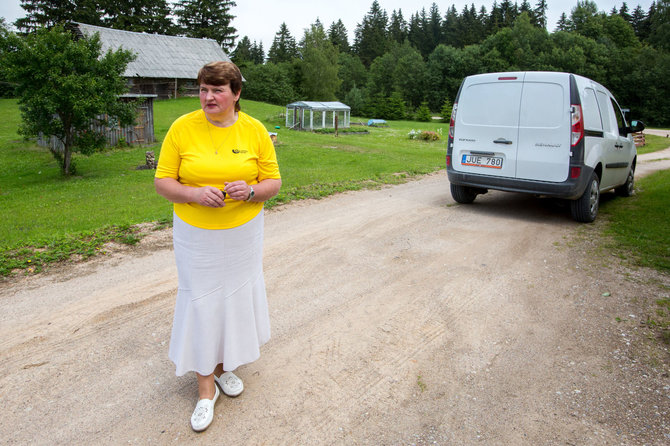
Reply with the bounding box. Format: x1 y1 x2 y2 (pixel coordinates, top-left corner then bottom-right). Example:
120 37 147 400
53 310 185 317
462 154 503 169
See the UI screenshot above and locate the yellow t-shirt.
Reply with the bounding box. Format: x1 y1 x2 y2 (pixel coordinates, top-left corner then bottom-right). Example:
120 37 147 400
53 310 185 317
155 109 281 229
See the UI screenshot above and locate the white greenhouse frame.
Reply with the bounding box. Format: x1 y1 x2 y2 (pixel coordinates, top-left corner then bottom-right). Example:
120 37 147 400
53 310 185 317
286 101 351 130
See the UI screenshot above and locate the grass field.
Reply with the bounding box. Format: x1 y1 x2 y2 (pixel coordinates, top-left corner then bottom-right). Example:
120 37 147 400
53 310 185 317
0 97 668 276
0 98 447 274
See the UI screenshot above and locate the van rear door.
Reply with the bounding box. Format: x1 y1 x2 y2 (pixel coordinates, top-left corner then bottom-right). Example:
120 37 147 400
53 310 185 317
515 72 572 182
452 72 523 179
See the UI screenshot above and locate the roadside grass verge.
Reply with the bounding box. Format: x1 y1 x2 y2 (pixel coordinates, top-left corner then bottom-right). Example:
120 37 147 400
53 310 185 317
599 169 670 273
638 133 670 155
599 169 670 344
0 98 446 275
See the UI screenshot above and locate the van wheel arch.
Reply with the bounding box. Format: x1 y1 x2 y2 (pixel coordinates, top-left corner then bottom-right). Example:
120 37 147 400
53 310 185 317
570 171 600 222
615 158 636 197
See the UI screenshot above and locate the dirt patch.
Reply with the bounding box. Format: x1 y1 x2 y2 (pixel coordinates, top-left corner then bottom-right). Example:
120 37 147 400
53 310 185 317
1 150 669 445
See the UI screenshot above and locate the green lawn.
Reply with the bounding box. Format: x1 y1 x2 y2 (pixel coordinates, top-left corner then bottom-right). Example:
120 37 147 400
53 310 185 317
0 98 447 274
638 132 670 154
600 169 670 272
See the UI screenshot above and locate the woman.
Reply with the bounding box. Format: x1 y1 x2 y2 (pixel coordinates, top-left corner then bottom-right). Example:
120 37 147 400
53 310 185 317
154 61 281 432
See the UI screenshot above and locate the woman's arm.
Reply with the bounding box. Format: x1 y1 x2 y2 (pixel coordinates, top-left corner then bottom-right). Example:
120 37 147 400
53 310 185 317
224 178 282 202
154 177 226 208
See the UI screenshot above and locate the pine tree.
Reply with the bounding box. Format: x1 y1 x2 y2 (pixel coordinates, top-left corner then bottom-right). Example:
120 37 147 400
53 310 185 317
427 3 442 53
353 0 389 67
630 5 648 39
442 5 460 46
415 101 432 122
388 9 408 44
533 0 548 28
328 20 349 53
520 0 532 19
619 2 632 23
250 41 264 65
488 2 504 35
15 0 105 33
555 12 571 31
408 9 431 57
231 36 253 65
104 0 175 35
15 0 70 32
268 23 298 63
648 0 670 51
458 4 483 46
174 0 237 50
478 6 489 40
500 0 518 27
440 97 453 123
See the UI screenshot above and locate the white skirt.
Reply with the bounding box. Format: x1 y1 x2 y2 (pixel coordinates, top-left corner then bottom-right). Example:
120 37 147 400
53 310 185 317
169 211 270 377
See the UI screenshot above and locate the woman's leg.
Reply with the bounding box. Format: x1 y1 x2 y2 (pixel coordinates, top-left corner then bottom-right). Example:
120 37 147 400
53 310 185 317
196 372 217 399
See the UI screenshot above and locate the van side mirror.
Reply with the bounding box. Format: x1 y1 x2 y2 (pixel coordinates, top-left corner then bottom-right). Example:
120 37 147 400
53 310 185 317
629 120 645 133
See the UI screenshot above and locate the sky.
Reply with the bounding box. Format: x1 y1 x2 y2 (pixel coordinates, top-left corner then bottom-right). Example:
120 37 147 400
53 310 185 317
0 0 656 49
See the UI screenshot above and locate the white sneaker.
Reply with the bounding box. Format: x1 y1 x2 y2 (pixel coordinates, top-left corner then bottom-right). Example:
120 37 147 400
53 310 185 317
190 384 220 432
215 371 244 397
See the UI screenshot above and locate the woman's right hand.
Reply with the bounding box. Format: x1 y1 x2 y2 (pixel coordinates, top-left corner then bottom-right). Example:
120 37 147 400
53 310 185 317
193 186 226 208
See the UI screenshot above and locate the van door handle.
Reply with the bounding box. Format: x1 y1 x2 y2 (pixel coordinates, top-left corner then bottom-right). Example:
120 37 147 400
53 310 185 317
493 138 513 145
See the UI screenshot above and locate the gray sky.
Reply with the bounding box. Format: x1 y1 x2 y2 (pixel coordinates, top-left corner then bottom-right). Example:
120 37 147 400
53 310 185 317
0 0 655 49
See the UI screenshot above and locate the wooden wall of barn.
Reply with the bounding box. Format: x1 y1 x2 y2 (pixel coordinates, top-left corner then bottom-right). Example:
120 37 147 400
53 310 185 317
127 78 199 99
38 96 156 152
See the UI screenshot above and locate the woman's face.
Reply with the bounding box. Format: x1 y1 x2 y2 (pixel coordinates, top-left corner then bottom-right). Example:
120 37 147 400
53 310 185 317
199 83 240 118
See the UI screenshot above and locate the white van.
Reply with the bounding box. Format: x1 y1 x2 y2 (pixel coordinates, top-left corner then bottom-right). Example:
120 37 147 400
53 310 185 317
446 71 645 222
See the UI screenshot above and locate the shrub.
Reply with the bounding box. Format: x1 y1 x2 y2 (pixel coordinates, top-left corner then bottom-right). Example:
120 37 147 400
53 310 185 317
415 101 432 122
408 129 441 141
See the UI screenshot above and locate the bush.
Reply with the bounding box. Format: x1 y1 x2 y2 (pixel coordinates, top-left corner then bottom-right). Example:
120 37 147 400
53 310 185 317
415 101 432 122
408 129 441 141
74 129 107 155
440 97 453 123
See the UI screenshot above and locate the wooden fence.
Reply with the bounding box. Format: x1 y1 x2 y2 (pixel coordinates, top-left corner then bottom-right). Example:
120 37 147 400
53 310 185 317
38 94 156 152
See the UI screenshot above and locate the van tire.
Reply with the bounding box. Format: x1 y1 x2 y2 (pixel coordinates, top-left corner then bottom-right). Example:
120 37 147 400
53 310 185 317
450 184 478 204
615 167 635 197
570 172 600 222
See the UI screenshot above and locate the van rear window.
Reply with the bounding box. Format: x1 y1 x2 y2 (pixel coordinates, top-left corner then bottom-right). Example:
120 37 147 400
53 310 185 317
460 82 522 127
581 88 603 131
519 83 564 128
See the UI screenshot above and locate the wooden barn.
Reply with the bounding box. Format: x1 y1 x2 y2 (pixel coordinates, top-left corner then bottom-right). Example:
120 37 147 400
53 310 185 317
70 22 234 99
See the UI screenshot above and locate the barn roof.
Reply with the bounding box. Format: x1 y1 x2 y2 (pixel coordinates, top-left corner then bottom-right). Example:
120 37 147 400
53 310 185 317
71 22 232 80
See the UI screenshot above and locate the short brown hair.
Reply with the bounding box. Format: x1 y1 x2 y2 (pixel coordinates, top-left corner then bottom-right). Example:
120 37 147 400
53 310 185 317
197 61 243 111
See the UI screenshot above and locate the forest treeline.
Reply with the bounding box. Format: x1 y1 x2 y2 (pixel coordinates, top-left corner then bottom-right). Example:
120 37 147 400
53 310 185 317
3 0 670 125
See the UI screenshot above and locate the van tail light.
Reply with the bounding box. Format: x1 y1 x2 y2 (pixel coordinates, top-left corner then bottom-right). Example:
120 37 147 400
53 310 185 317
449 103 458 139
446 155 452 166
571 104 584 146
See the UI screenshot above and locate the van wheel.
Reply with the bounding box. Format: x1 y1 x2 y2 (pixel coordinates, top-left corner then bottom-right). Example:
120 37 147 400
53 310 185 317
570 172 600 223
451 184 478 204
615 167 635 197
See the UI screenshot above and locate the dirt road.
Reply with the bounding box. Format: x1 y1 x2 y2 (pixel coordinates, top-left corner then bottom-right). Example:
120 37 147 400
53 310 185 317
1 147 670 445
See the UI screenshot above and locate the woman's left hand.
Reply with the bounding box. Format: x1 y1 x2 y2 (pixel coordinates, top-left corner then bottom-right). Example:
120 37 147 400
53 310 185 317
223 180 252 201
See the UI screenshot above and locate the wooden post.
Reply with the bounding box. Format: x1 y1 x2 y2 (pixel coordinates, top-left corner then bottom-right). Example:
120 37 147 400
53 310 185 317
335 114 339 137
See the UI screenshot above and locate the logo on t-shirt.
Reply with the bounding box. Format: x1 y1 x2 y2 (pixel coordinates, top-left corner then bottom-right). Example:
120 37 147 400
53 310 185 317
232 148 249 154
